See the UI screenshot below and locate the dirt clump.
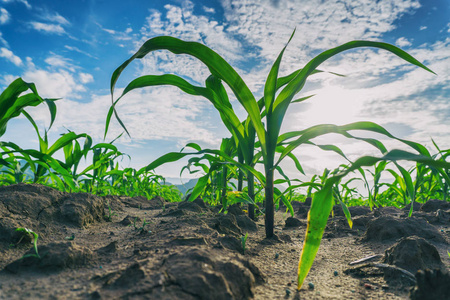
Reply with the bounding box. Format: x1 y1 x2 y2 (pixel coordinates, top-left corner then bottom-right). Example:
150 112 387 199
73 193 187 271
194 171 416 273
5 241 95 273
363 215 447 243
1 184 450 299
409 268 450 300
383 236 446 274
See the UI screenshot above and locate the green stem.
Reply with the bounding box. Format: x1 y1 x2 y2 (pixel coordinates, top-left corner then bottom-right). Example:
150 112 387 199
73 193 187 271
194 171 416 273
265 168 274 238
247 173 255 220
221 165 228 209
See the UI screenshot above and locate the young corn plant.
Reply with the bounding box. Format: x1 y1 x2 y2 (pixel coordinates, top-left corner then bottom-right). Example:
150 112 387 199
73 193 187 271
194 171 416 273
0 78 57 138
15 227 40 259
106 30 448 290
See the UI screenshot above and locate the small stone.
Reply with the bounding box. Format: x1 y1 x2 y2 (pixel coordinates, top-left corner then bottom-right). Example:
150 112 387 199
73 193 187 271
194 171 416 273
364 283 374 289
334 270 338 276
308 282 314 290
275 253 279 259
285 289 291 296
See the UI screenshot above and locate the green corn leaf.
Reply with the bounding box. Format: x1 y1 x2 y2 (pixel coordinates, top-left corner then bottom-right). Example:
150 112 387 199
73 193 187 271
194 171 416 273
188 174 210 202
292 94 315 104
298 149 450 289
109 36 266 151
0 78 57 137
273 41 435 137
336 193 353 228
298 179 336 289
276 121 433 166
395 163 416 216
264 29 295 116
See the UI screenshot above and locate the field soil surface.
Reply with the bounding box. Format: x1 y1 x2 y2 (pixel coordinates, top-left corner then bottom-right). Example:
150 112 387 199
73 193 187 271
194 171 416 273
0 184 449 299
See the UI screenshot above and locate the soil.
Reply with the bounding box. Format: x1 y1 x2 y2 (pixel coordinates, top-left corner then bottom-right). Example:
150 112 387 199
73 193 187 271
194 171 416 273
0 184 449 300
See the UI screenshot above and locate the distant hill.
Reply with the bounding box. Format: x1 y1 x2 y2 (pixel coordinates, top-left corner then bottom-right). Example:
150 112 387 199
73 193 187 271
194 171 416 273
166 178 198 196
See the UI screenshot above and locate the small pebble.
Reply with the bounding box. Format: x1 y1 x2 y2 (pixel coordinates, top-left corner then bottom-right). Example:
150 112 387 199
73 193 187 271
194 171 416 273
333 270 338 276
364 283 374 289
275 253 279 259
285 289 291 296
308 282 314 290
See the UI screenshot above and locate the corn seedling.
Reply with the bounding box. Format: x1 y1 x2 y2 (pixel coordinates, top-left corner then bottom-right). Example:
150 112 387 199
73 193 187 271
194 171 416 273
15 227 40 259
241 233 248 255
104 200 117 222
105 30 450 289
0 78 57 138
132 217 150 233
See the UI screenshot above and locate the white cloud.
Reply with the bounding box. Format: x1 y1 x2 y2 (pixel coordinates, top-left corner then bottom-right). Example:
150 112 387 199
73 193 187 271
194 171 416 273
0 32 8 47
29 21 65 35
1 0 31 9
395 37 412 47
98 23 133 41
64 45 98 59
79 72 93 84
284 38 450 163
0 7 10 24
22 68 86 99
419 26 427 30
105 87 223 146
42 11 70 25
44 54 75 70
140 2 242 65
221 0 421 65
0 47 22 66
202 6 215 13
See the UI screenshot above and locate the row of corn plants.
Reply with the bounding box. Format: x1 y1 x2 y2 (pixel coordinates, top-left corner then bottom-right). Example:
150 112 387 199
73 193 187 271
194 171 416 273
106 30 450 289
0 78 181 201
1 32 449 291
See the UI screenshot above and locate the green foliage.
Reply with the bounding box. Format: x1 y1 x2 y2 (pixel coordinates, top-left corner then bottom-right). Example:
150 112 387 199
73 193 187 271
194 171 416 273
15 227 40 259
1 33 449 293
241 233 248 255
0 78 57 137
105 30 449 290
0 80 182 200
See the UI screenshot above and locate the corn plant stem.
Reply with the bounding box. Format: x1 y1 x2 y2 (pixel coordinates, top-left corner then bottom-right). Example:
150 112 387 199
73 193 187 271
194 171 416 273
265 168 275 238
238 169 243 191
248 173 255 220
221 165 227 208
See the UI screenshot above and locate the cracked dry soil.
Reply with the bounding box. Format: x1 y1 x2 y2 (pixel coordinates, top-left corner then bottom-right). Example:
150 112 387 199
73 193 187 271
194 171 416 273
0 184 449 299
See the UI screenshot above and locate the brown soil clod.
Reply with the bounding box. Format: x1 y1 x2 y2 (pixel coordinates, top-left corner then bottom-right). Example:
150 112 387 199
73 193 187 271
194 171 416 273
5 241 95 273
363 216 448 244
383 236 446 275
409 268 450 300
1 184 450 299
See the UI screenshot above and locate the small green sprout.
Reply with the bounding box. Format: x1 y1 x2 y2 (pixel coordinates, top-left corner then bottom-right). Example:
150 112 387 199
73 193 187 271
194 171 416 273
241 233 248 254
132 217 151 233
15 227 40 259
104 200 117 222
447 251 450 259
65 233 75 240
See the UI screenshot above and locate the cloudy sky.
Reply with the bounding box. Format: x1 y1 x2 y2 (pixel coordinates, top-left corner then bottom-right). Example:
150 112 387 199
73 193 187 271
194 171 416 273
0 0 449 182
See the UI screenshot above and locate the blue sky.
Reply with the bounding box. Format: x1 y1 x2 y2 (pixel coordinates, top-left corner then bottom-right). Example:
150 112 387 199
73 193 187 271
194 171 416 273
0 0 449 182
